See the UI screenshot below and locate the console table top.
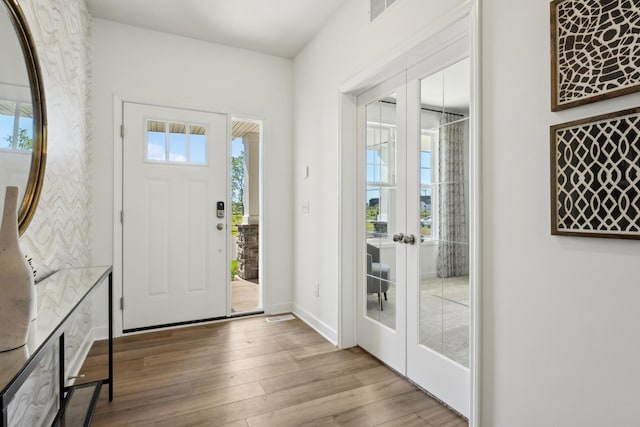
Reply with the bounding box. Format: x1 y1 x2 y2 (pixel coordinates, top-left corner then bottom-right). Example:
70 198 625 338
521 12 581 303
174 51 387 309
0 266 111 396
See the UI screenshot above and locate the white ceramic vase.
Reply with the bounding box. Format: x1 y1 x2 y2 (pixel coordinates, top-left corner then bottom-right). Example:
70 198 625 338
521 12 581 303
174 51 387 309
0 186 35 352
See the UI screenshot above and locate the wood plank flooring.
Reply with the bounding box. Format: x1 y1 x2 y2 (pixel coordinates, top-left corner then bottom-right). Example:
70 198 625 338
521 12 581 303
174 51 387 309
79 315 467 426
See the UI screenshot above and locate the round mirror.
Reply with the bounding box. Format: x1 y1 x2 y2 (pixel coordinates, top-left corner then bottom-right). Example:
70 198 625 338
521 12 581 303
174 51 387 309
0 0 46 235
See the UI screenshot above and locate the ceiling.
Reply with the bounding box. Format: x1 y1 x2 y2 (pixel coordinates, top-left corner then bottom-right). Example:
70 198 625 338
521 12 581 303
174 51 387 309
232 120 260 139
87 0 347 58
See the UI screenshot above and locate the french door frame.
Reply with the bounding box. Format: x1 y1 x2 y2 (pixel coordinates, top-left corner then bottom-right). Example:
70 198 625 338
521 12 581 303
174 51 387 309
337 2 480 425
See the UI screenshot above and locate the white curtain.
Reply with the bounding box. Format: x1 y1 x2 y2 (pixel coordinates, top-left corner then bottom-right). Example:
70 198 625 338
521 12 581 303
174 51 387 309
437 113 468 278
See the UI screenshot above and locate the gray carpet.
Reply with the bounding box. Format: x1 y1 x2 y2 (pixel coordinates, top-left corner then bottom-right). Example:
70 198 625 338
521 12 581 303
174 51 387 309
366 275 469 367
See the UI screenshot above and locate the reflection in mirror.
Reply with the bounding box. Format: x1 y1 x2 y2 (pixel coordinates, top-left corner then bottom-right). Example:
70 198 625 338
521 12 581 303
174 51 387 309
0 0 47 235
0 5 32 215
419 58 470 367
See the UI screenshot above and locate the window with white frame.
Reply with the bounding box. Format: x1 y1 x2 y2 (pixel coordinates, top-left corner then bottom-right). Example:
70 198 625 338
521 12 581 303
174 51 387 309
145 119 207 165
366 120 396 237
420 128 437 239
0 100 33 151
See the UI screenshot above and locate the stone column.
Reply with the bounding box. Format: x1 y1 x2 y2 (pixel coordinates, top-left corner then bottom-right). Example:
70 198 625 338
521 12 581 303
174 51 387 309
242 132 260 225
237 223 259 281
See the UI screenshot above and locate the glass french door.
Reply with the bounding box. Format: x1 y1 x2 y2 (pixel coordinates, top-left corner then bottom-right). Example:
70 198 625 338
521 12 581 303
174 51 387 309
357 72 407 373
357 39 472 417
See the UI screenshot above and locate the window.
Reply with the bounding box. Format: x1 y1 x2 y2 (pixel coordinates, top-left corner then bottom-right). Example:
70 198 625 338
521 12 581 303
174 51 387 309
145 120 207 164
0 100 33 151
420 129 437 238
366 120 396 237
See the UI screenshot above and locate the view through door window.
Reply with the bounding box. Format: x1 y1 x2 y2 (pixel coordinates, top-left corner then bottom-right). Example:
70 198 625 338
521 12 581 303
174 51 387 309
230 119 262 313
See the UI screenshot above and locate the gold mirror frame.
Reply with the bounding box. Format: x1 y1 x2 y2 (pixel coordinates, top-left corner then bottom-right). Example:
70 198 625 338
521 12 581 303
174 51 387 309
3 0 47 236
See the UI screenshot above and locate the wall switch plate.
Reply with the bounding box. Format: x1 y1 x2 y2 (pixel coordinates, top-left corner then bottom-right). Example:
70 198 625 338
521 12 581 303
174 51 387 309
314 281 319 297
302 200 310 214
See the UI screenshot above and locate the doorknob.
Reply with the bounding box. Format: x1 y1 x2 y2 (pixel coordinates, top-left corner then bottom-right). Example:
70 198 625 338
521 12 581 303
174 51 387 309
392 233 404 242
216 223 224 230
403 234 416 245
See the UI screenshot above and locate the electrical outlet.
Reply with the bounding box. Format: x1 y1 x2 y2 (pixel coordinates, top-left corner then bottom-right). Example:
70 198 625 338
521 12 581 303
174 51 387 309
314 281 319 297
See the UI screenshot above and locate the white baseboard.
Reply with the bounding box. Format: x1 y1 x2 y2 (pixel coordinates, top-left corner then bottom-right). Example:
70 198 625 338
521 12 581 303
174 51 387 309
92 326 108 342
292 303 338 345
268 302 293 314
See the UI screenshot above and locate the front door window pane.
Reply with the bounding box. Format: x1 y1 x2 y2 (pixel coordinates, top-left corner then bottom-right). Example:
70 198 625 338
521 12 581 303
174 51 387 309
146 120 208 165
169 122 187 162
147 120 166 161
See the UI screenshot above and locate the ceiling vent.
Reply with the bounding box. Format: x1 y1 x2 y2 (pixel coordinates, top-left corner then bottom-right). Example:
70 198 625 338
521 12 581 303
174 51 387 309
370 0 399 21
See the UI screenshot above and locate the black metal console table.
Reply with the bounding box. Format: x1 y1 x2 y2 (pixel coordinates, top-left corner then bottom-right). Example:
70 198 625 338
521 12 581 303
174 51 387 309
0 266 113 427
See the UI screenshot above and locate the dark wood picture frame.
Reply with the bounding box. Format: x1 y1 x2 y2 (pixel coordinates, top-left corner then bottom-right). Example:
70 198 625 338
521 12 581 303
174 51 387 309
550 107 640 239
550 0 640 111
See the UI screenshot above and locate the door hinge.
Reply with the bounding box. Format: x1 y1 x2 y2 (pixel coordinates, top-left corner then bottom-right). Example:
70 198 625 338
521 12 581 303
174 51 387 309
120 297 124 310
120 124 124 138
120 210 124 224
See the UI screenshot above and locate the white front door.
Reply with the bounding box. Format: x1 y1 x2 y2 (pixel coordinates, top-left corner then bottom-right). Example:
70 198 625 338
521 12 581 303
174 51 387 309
357 34 472 417
122 102 228 331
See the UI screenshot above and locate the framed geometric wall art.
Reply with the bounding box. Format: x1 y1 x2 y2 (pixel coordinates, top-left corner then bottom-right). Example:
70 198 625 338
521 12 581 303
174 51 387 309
550 0 640 111
550 107 640 239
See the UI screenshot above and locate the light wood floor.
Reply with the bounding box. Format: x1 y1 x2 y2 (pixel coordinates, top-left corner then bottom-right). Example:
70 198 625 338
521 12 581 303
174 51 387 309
79 315 468 426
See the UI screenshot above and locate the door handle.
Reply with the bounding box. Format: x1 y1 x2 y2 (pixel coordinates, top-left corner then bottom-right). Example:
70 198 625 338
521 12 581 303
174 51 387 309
403 234 416 245
392 233 404 242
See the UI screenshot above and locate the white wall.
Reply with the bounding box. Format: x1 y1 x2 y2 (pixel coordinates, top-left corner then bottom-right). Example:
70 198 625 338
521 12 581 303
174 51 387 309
482 0 640 425
91 19 294 330
0 13 28 87
292 0 467 343
0 152 30 205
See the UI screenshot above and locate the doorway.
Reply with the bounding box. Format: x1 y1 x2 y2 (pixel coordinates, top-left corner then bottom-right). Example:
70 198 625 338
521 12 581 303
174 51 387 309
356 39 473 416
121 102 228 331
230 118 263 314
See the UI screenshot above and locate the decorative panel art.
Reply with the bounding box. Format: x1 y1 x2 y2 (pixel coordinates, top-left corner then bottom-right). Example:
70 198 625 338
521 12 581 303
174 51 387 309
550 108 640 239
551 0 640 111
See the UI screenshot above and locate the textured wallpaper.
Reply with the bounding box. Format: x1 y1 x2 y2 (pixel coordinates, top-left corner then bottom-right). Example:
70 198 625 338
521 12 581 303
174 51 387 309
18 0 92 271
6 0 93 425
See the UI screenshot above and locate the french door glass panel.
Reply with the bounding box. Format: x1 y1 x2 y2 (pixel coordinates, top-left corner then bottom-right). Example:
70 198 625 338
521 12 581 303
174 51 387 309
365 96 397 329
357 72 407 374
405 52 471 417
418 59 470 368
